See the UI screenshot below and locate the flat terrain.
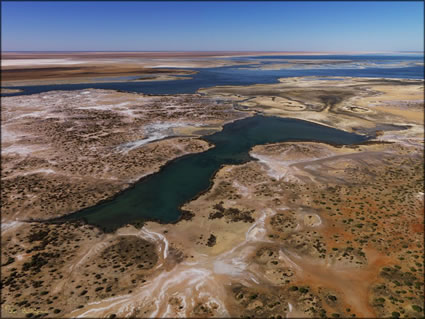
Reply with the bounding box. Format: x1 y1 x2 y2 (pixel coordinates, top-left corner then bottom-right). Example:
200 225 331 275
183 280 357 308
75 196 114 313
201 76 424 130
1 51 397 86
1 51 346 60
1 89 245 222
1 52 255 85
1 73 423 318
1 65 197 83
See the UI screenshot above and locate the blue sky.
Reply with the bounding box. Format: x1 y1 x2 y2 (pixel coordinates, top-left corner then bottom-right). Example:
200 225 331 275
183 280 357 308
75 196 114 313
1 1 423 52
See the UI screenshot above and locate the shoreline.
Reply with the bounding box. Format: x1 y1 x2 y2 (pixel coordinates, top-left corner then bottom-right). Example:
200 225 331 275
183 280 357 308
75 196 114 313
1 50 394 59
37 114 373 233
3 75 423 97
1 74 423 318
1 73 196 88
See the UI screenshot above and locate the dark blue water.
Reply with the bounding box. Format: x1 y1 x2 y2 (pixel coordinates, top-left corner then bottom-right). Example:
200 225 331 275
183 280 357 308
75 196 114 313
58 115 368 231
2 55 423 97
14 54 409 230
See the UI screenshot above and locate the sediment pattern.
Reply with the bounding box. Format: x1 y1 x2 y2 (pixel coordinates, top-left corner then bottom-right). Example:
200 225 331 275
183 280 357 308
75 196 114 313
1 77 423 318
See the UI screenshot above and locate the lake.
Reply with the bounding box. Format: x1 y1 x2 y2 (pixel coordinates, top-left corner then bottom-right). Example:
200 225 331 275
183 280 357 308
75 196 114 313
57 115 368 231
2 54 423 97
6 54 418 230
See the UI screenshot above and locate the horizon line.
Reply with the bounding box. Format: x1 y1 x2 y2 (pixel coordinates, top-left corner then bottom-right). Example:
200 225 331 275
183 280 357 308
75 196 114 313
2 50 424 53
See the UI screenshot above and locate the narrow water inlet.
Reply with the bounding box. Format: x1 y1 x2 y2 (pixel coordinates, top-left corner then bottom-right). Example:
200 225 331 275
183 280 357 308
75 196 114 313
56 115 368 231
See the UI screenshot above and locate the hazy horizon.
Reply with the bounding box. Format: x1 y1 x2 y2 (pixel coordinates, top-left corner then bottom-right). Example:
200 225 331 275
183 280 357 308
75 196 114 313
2 50 424 53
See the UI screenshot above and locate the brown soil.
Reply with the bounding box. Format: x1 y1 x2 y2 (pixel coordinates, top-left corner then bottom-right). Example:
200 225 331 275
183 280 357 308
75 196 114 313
1 65 196 82
1 76 423 318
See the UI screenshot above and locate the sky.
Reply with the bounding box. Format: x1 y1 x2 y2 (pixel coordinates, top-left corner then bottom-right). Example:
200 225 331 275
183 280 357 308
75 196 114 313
1 1 424 52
